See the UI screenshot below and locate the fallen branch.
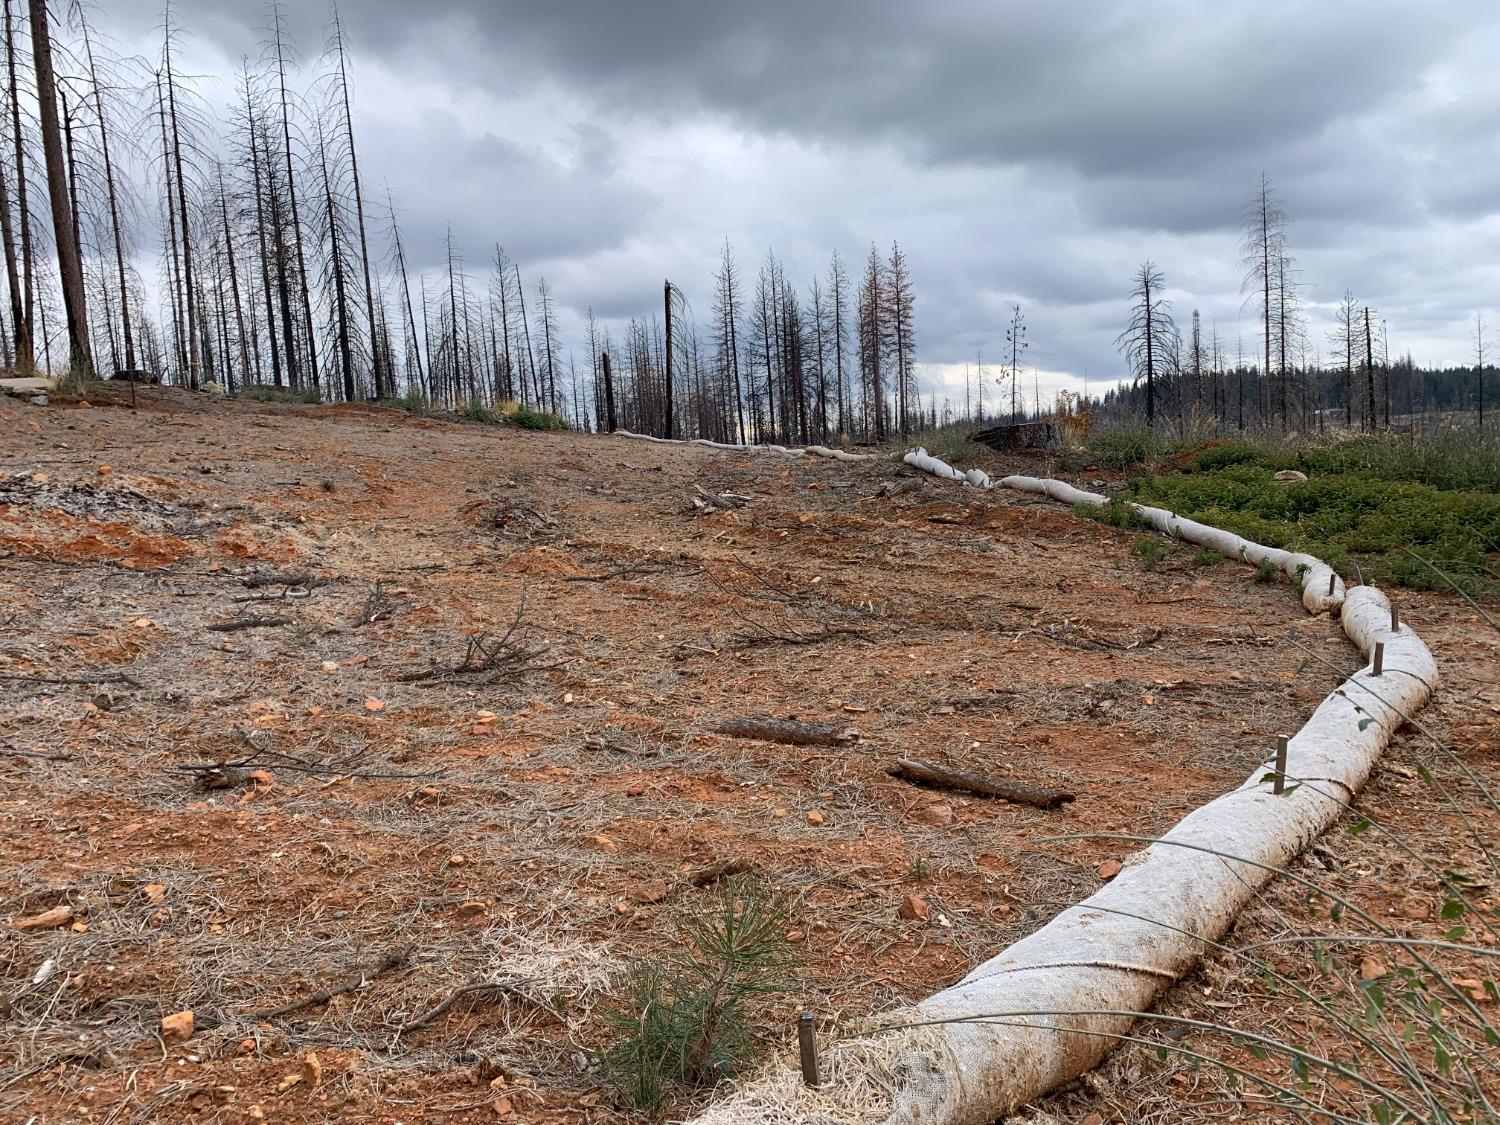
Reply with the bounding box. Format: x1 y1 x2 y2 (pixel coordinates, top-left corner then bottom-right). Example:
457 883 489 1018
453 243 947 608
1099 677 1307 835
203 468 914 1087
1037 622 1163 653
886 757 1075 810
206 615 292 632
393 976 552 1035
689 484 753 516
398 600 558 684
714 716 856 746
0 669 138 685
252 945 412 1021
687 858 756 887
1 743 75 762
354 580 407 626
241 571 325 589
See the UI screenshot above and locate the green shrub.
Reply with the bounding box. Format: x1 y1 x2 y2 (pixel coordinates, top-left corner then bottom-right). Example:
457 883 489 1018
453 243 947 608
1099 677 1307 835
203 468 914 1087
1131 535 1174 571
241 383 322 404
1192 548 1223 567
463 399 499 424
511 406 569 431
1086 426 1163 470
1081 495 1143 530
597 877 794 1114
1254 559 1279 584
378 388 431 416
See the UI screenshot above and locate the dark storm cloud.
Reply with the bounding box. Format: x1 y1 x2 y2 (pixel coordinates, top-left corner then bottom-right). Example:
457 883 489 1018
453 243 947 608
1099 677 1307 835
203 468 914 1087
98 0 1500 391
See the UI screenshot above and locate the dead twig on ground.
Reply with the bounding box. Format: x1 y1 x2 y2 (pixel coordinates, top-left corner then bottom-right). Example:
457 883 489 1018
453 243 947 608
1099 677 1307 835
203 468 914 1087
0 669 139 685
886 757 1076 810
354 580 408 626
178 742 439 785
1036 621 1163 652
251 945 412 1021
699 566 868 648
561 560 697 583
241 571 326 590
398 599 561 685
393 976 556 1035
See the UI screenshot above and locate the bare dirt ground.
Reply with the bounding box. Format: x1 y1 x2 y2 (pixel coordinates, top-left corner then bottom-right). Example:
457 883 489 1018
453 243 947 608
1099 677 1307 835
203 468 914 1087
2 385 1495 1124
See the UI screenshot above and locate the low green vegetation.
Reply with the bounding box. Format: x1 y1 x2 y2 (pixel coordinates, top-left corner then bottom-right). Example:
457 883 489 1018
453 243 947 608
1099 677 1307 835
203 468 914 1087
462 399 500 424
597 877 794 1115
370 391 570 431
1078 429 1500 595
240 383 323 404
1130 534 1175 571
510 404 570 431
377 388 431 415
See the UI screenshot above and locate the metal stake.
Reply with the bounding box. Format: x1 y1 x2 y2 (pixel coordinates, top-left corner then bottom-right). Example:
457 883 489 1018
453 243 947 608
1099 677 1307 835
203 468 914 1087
1272 735 1288 795
798 1012 821 1088
1372 641 1384 677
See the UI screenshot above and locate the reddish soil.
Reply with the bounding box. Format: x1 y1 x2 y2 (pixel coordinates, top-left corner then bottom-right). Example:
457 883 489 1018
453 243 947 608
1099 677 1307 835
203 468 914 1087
1 386 1494 1123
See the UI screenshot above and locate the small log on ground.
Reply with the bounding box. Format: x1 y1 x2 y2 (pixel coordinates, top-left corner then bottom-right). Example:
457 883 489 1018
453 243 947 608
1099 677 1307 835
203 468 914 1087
886 757 1074 810
714 716 856 746
206 615 292 632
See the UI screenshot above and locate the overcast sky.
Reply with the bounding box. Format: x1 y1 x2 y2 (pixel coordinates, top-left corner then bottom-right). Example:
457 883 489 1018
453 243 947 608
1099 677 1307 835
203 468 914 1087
104 0 1500 405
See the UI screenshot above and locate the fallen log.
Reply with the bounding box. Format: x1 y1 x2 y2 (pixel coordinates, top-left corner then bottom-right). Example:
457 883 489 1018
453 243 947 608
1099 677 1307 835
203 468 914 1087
714 716 856 746
886 757 1074 810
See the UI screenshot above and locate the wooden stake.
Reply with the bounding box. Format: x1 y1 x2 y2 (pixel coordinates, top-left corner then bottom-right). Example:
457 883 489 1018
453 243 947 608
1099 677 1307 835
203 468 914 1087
798 1012 821 1088
1372 641 1384 677
1272 735 1288 795
1390 603 1399 633
1327 573 1336 596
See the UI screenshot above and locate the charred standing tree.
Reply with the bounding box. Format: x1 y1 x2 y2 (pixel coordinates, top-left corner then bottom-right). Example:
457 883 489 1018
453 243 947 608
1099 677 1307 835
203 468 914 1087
6 0 34 370
1240 174 1289 428
28 0 90 373
600 348 617 432
389 192 423 396
858 243 885 441
538 275 559 415
237 61 282 387
827 250 850 435
0 90 20 370
162 27 200 388
1475 310 1487 433
314 118 355 401
712 239 746 442
214 163 250 391
884 242 915 438
662 276 674 438
154 72 187 379
79 12 135 372
327 6 381 398
514 264 538 407
271 7 317 389
1116 261 1178 430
